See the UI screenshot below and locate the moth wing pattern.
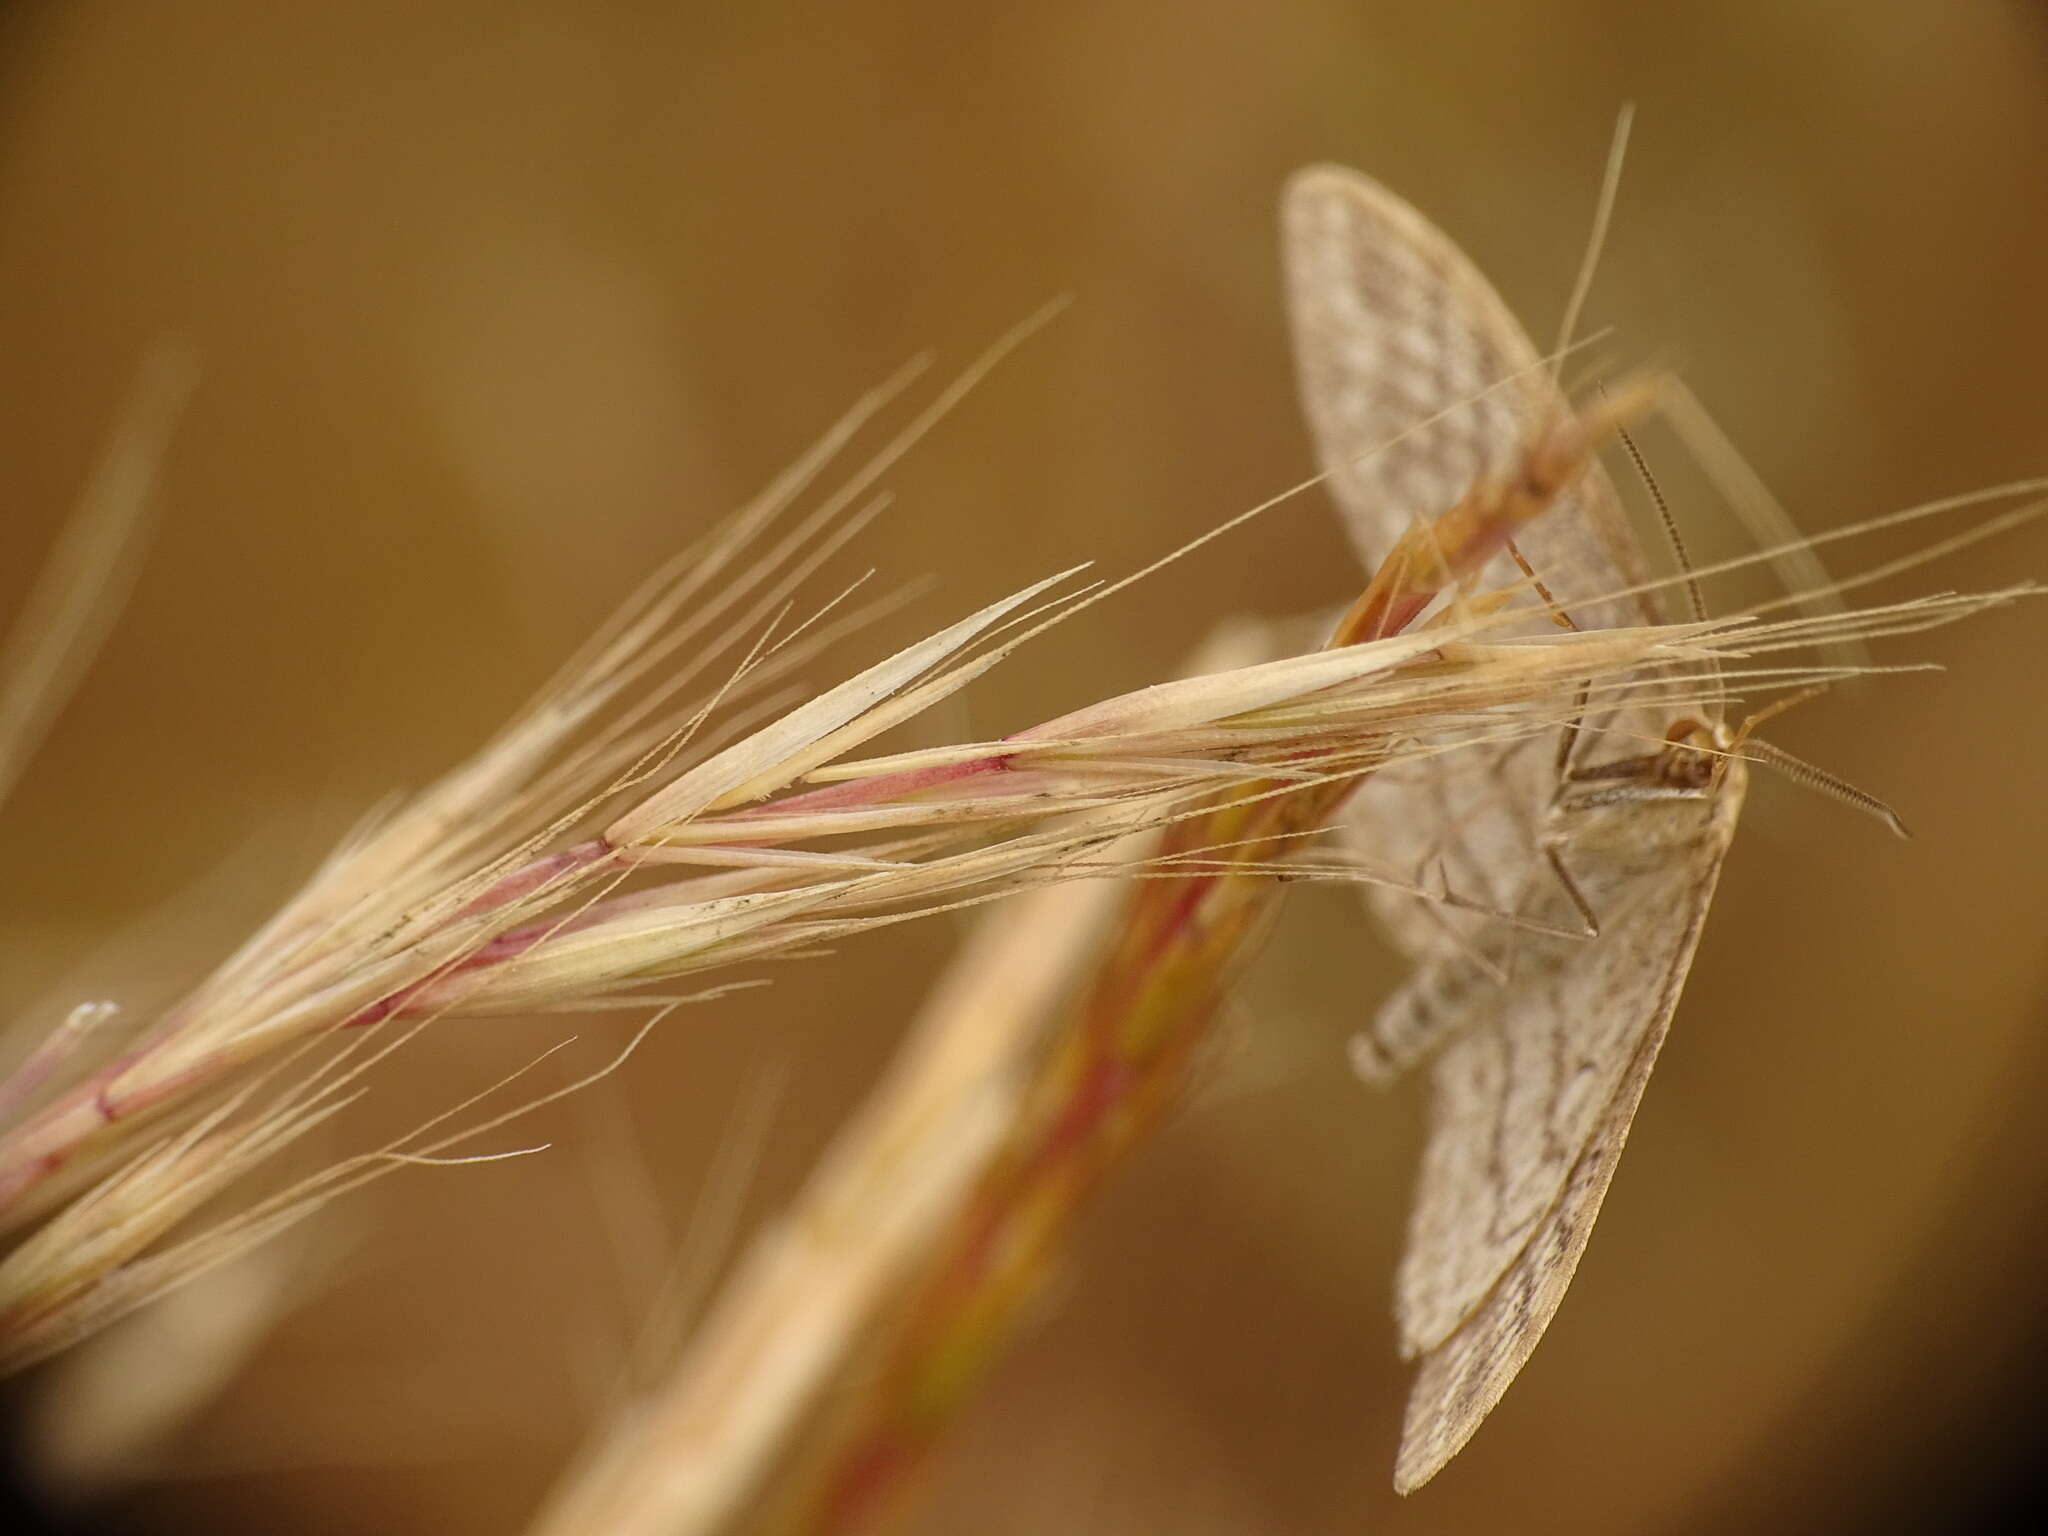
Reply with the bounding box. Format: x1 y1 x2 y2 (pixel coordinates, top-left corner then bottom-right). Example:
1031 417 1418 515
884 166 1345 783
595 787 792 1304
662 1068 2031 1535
1393 766 1745 1362
1391 766 1743 1491
1279 164 1660 974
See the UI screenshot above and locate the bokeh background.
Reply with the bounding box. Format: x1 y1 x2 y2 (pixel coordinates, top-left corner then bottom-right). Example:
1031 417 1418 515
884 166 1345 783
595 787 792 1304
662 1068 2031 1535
2 3 2045 1533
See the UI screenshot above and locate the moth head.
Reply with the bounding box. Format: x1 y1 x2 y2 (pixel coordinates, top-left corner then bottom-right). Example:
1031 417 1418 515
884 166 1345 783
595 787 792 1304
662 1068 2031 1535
1657 716 1732 794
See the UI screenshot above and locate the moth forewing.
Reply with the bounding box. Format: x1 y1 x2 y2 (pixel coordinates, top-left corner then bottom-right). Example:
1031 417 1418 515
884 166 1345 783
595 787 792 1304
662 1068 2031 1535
1280 164 1664 974
1395 755 1745 1361
1390 767 1742 1493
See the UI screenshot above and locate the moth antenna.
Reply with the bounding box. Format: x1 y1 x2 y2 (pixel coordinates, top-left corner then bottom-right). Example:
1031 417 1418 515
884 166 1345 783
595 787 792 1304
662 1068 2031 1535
1739 738 1911 839
1610 414 1707 626
1503 367 1663 639
1550 102 1635 380
1600 374 1721 733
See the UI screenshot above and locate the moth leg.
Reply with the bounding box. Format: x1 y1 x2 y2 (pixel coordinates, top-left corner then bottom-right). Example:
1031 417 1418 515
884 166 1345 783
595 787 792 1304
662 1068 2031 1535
1538 838 1600 939
1412 856 1511 986
1552 682 1595 780
1356 834 1597 1086
1504 536 1580 633
1359 816 1601 1088
1350 851 1506 1087
1527 739 1662 941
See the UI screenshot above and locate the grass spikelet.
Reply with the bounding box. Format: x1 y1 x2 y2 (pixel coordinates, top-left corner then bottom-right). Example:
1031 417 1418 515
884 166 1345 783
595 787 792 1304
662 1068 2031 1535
0 342 1730 1384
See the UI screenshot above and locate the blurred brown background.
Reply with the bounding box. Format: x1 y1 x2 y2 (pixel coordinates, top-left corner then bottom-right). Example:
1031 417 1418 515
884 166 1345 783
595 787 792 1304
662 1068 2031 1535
2 3 2046 1533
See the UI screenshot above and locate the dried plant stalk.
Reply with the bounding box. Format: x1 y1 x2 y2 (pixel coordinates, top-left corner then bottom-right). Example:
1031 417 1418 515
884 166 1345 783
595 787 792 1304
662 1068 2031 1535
526 860 1137 1536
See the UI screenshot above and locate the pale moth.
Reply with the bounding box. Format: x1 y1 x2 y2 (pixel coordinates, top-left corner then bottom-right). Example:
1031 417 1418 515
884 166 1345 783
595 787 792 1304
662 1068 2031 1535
1282 162 1769 1493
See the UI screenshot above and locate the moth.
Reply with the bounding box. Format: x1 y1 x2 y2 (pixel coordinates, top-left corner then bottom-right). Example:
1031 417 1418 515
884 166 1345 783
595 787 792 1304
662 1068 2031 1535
1281 163 1756 1493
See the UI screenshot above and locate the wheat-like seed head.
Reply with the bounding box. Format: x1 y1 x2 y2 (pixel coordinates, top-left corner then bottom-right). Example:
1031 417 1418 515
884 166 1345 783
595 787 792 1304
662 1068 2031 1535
0 326 2036 1440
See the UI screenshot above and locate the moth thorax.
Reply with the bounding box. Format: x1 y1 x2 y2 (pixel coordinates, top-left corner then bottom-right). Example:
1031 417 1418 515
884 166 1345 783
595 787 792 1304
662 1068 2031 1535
1553 747 1726 865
